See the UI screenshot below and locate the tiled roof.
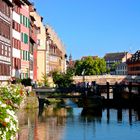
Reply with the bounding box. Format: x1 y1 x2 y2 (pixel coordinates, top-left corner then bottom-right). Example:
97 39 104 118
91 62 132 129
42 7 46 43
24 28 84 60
104 52 127 61
127 50 140 63
81 56 98 60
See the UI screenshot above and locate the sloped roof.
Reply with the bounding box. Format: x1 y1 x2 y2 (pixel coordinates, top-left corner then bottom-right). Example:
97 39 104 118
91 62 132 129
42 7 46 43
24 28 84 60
5 0 13 6
127 50 140 63
81 56 98 60
104 52 127 61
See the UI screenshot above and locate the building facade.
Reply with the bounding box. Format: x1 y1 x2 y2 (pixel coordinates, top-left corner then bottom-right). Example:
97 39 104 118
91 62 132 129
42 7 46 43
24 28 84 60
0 0 13 82
127 50 140 76
116 62 127 75
104 52 132 74
20 0 30 79
12 0 23 79
46 25 66 74
30 10 47 82
0 0 67 83
29 5 38 81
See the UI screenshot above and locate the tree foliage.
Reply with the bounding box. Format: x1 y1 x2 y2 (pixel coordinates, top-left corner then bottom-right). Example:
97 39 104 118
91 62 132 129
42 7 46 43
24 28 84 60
52 71 73 88
66 67 75 76
42 73 49 87
75 57 107 76
110 62 120 71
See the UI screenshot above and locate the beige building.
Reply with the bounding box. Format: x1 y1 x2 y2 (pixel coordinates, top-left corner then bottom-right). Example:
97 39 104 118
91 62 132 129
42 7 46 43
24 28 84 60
104 52 132 75
29 11 66 83
46 25 66 74
30 10 47 82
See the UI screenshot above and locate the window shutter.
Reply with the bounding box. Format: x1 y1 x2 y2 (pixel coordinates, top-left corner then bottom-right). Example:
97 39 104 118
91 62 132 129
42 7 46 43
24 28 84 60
23 16 25 25
23 50 24 60
20 14 22 24
24 51 26 60
26 17 27 27
28 52 30 60
24 34 26 44
21 33 23 42
26 51 27 60
28 19 30 28
27 35 28 44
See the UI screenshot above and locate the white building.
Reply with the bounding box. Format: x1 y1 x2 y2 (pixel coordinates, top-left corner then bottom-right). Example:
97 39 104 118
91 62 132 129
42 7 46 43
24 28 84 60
116 62 127 75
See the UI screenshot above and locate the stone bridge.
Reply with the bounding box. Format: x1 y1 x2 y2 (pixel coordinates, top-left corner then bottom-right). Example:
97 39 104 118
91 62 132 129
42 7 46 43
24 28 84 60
72 75 140 84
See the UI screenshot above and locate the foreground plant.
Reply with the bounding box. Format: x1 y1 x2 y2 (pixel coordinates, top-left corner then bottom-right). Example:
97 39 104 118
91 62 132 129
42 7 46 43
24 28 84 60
0 84 26 110
0 84 27 140
0 100 18 140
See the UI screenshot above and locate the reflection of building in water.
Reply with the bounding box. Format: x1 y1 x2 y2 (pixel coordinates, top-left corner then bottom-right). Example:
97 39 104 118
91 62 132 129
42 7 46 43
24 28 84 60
17 107 67 140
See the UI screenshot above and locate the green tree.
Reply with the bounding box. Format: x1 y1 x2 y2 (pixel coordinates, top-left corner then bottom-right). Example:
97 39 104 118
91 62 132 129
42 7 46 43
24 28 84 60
74 57 107 76
98 58 107 74
67 67 75 76
75 60 83 75
52 71 73 88
110 62 120 71
82 57 95 75
42 73 49 87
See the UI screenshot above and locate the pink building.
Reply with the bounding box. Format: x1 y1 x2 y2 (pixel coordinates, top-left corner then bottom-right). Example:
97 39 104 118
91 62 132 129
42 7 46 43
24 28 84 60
20 0 30 79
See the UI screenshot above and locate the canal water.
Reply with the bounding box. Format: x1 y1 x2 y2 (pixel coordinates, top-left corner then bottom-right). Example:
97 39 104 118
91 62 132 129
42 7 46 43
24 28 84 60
17 99 140 140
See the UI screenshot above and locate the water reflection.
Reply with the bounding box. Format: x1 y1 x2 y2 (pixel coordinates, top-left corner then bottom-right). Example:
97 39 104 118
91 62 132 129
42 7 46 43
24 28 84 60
17 100 140 140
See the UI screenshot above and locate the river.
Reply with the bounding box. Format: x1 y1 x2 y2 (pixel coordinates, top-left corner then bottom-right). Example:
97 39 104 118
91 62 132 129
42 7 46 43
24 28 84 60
17 99 140 140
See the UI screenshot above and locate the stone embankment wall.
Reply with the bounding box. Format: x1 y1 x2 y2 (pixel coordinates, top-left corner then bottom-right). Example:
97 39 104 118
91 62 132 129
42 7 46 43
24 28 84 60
20 96 39 109
20 86 39 109
73 75 140 84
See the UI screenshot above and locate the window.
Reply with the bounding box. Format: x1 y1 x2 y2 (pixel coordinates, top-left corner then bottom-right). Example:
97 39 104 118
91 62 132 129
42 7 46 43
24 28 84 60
13 38 20 49
22 50 30 61
21 33 28 44
20 14 30 28
0 63 10 76
24 34 28 44
0 1 10 17
0 42 10 57
0 20 10 39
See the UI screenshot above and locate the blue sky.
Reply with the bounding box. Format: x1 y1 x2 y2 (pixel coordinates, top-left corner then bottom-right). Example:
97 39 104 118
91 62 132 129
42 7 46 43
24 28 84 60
32 0 140 60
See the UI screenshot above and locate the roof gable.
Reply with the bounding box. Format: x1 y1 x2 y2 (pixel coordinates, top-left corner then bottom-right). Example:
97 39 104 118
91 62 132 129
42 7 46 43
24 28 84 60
104 52 126 61
127 50 140 63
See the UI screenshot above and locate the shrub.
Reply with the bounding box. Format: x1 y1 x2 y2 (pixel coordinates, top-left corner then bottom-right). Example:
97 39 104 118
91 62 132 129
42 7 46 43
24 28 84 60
0 84 27 139
0 100 18 140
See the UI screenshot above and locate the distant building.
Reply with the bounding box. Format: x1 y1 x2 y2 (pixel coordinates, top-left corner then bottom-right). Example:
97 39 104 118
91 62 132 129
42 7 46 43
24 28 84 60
104 52 132 74
67 54 75 68
29 4 38 82
0 0 13 82
81 56 98 61
116 62 127 75
30 9 47 82
46 25 67 74
127 50 140 76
